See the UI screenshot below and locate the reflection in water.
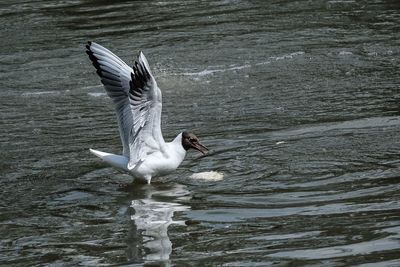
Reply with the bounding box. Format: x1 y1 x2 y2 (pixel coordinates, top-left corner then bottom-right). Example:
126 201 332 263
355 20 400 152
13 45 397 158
129 184 190 264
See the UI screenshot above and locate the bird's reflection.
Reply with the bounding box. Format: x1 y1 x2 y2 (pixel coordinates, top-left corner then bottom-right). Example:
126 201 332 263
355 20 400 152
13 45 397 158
125 183 191 265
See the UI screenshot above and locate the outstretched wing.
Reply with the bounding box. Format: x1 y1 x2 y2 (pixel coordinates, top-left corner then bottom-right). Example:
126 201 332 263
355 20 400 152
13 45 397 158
127 52 166 170
86 42 166 167
86 41 133 157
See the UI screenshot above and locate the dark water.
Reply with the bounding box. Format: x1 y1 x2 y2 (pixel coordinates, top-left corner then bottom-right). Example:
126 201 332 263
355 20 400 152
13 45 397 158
1 0 400 266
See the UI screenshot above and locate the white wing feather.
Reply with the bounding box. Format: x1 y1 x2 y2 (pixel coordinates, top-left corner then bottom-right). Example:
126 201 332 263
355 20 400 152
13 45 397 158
86 42 133 157
86 42 166 167
127 52 166 169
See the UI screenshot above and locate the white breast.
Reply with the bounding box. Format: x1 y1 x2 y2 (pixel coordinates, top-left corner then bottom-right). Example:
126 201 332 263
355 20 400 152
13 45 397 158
131 134 187 180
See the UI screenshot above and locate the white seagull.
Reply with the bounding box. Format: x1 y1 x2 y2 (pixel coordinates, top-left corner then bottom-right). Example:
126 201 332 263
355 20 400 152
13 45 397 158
86 41 208 184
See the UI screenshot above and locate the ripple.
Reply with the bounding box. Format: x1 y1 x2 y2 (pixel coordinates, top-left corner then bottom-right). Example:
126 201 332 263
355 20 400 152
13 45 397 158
1 0 400 265
269 226 400 260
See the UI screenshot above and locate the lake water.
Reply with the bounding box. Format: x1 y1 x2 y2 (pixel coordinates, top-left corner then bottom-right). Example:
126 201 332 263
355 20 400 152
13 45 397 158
1 0 400 266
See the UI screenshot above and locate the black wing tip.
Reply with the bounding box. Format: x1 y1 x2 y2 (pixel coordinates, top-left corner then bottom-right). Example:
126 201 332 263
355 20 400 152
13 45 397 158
85 41 93 56
133 58 151 79
87 52 99 67
85 41 92 50
129 59 152 98
85 42 124 90
132 61 150 86
85 42 102 76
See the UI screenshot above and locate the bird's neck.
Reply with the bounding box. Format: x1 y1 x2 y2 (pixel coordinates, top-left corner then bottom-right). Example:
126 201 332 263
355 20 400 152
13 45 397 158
167 132 187 159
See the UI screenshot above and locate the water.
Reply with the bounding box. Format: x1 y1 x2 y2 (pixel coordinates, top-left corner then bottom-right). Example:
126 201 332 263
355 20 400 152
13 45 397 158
1 0 400 265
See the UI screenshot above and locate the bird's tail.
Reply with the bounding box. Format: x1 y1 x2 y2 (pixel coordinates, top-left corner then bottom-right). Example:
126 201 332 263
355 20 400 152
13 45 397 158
89 149 129 171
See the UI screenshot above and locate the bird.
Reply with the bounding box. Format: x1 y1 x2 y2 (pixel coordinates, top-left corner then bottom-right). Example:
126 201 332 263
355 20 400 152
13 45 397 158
85 41 208 184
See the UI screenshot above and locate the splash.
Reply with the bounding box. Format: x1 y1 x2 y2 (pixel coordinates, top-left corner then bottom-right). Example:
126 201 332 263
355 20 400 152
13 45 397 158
87 92 107 97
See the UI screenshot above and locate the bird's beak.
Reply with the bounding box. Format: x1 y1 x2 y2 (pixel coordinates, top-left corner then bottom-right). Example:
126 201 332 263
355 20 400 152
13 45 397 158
192 141 209 155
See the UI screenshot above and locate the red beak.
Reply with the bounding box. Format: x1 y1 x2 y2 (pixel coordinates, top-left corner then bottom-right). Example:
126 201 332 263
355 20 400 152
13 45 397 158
192 141 209 155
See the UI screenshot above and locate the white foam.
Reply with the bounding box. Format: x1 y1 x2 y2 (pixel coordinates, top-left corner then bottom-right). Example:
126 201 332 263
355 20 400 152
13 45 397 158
182 64 251 77
22 90 60 96
339 51 353 56
189 171 224 181
271 51 305 61
180 52 304 78
88 92 107 97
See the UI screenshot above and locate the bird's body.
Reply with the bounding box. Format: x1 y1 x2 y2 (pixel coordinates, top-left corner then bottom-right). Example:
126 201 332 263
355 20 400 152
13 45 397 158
89 133 186 183
86 42 207 183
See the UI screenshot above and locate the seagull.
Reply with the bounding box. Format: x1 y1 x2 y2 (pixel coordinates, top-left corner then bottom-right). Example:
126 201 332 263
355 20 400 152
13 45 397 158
86 42 208 184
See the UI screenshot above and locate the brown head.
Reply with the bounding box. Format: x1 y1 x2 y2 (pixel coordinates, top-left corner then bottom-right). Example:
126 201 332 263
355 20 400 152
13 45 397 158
181 132 208 155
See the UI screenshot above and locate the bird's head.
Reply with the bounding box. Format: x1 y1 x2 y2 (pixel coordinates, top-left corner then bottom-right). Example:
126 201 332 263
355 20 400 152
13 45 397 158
181 132 208 155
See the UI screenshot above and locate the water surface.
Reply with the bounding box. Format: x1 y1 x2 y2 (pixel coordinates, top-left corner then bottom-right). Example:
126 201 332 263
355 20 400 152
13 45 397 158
1 0 400 266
